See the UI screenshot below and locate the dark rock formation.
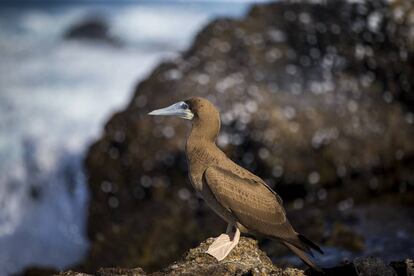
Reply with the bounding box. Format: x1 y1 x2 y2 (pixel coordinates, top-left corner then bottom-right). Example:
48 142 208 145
354 257 396 276
60 238 412 276
64 17 121 46
60 238 293 275
81 0 414 273
59 238 296 275
23 267 59 276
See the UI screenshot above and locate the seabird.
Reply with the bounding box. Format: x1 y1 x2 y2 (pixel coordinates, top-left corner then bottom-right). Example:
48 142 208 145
149 97 323 270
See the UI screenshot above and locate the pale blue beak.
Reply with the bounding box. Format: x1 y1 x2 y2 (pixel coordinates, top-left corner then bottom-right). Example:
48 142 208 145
148 101 194 120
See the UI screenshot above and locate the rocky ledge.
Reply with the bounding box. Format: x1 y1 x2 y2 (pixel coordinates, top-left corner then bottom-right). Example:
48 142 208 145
56 237 412 276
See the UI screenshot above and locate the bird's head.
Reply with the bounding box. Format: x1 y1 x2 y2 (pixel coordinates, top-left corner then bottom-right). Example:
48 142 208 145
148 97 219 123
149 97 221 141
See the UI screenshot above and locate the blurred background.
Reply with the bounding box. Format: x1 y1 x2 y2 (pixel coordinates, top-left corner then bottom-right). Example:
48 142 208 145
0 1 254 274
0 0 413 275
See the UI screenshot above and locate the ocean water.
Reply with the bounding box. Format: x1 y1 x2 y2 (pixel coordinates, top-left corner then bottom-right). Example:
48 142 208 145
0 2 255 274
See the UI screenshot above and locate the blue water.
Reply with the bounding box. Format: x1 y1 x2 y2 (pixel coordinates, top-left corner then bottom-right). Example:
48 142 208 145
0 2 257 274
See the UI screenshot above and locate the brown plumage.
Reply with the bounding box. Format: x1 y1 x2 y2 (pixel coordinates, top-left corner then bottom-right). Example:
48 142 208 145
149 97 323 271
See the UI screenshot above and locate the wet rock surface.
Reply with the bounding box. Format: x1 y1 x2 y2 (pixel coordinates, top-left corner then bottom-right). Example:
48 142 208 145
80 0 414 273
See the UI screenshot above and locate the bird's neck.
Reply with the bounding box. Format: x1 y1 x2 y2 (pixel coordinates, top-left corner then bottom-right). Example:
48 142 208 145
186 117 220 153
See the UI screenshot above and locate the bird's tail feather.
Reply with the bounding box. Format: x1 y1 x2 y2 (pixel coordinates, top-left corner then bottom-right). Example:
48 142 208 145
284 234 324 257
283 241 322 272
298 234 324 255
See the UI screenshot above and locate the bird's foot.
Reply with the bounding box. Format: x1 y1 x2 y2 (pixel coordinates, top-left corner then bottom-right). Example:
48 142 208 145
206 227 240 261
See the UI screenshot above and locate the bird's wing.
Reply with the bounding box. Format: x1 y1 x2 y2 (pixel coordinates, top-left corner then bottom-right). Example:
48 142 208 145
203 165 287 237
223 163 284 206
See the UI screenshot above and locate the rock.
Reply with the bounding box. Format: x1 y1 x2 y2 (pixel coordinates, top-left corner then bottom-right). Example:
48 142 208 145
64 237 301 276
58 272 92 276
153 237 300 276
390 259 414 276
354 257 396 276
64 17 121 46
97 267 145 276
407 259 414 276
60 238 412 276
23 267 59 276
82 0 414 272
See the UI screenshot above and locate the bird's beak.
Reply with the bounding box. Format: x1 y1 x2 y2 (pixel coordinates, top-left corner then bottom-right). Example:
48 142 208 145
148 101 194 120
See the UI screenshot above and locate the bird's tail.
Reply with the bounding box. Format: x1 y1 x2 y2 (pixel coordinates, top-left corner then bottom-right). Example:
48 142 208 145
298 234 324 255
283 241 322 272
282 234 324 272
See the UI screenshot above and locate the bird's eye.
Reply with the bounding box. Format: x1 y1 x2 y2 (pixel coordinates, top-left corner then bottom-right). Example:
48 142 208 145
181 102 189 109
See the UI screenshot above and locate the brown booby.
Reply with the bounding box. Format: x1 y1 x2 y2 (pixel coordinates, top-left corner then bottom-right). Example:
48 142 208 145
149 97 323 270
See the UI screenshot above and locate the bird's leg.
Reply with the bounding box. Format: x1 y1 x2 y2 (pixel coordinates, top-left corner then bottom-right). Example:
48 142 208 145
206 223 240 261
